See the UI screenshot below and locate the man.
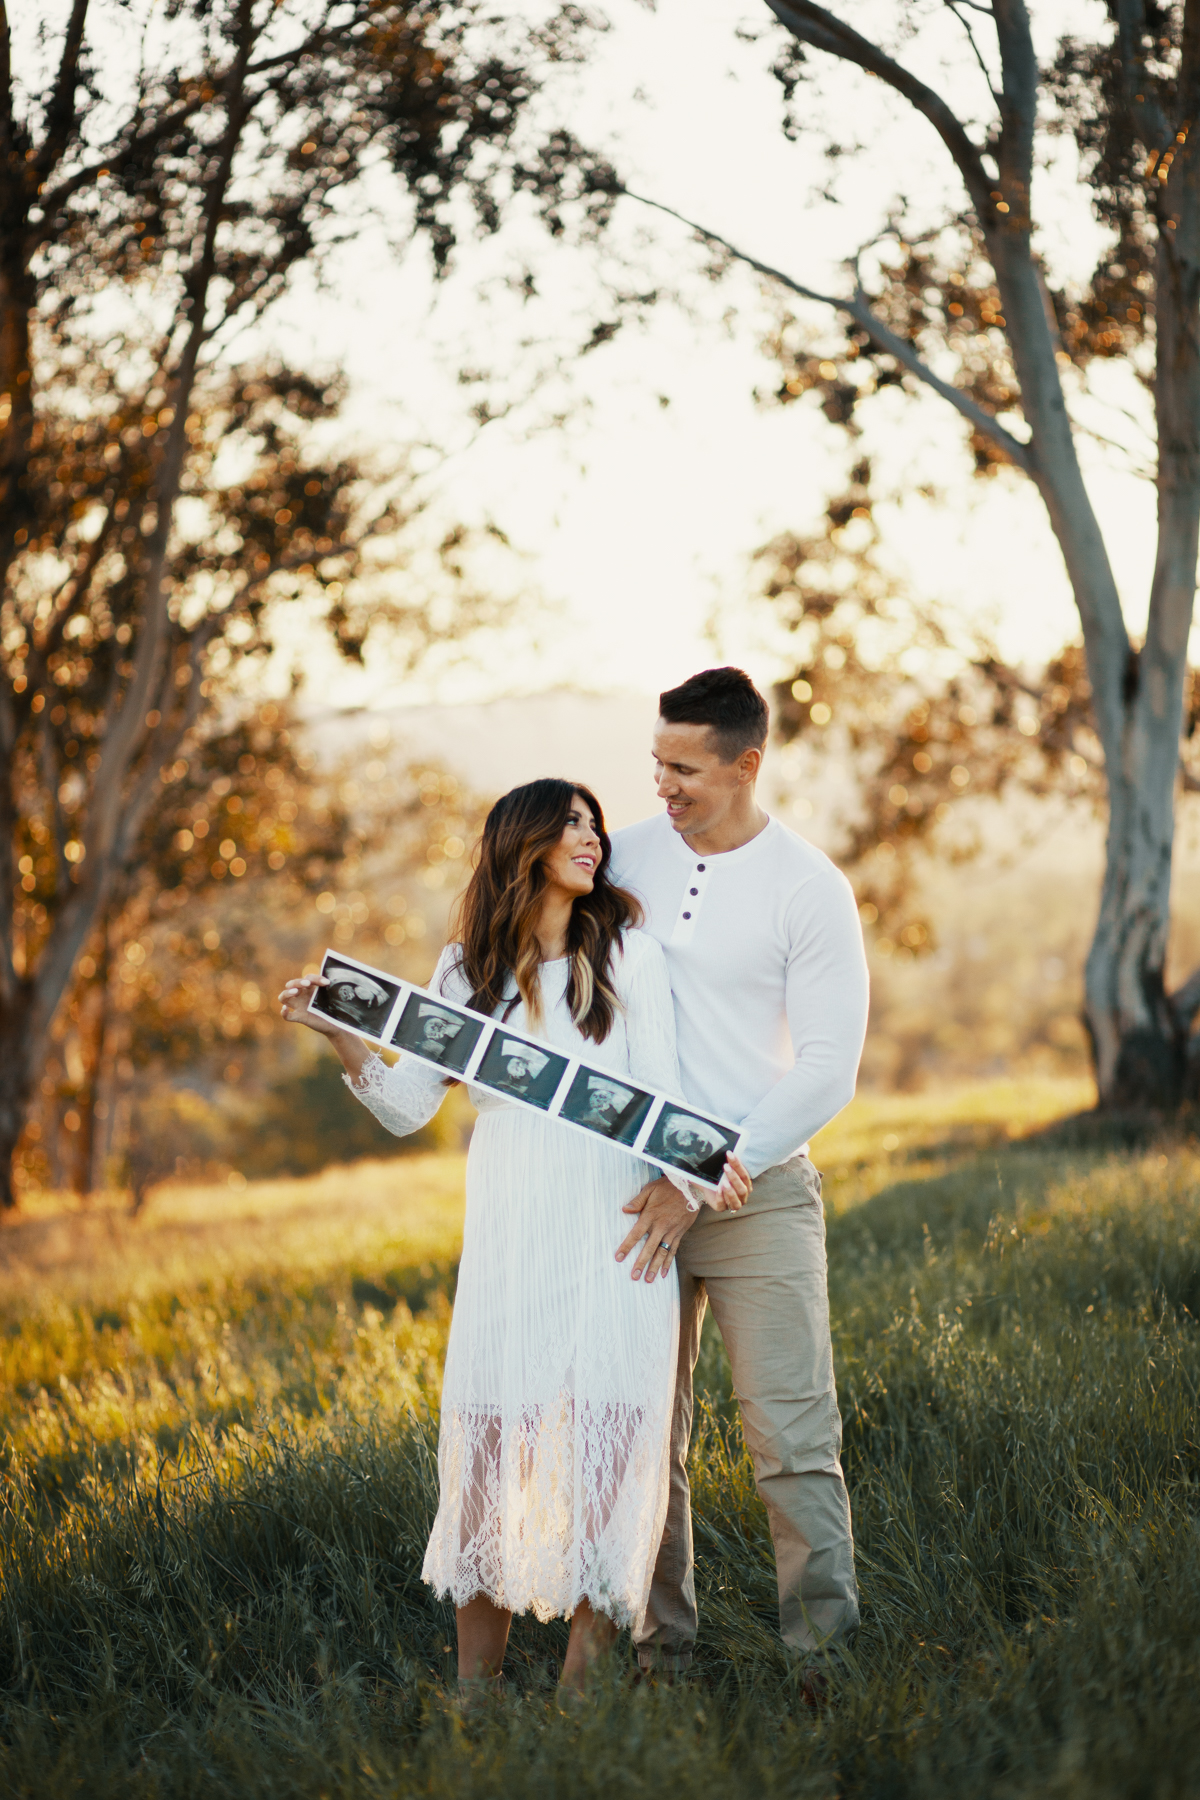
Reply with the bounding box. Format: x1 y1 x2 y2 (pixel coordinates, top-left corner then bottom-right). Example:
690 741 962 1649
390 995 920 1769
609 665 869 1675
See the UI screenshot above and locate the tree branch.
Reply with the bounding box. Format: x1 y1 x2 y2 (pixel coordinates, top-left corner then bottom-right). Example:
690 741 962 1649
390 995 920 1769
620 187 1034 473
30 0 375 251
29 18 257 1045
110 656 201 870
31 88 211 249
1113 1 1174 147
36 0 91 181
28 508 116 679
992 0 1038 219
1170 964 1200 1030
943 0 1001 107
764 0 996 221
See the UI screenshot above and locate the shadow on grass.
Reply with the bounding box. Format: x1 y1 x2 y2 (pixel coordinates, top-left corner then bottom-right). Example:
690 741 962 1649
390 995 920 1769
352 1257 459 1318
5 1113 1200 1797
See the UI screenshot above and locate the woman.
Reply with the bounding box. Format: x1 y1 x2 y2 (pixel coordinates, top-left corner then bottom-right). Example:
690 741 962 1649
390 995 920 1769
279 780 750 1694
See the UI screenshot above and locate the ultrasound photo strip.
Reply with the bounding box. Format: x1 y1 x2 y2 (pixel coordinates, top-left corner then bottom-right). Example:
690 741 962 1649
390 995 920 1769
313 948 744 1190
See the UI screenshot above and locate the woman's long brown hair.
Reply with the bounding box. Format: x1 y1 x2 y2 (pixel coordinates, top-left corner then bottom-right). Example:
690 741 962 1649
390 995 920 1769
443 779 640 1044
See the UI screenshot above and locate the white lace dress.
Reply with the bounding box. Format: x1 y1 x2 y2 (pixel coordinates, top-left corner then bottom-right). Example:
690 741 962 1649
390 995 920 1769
348 928 684 1631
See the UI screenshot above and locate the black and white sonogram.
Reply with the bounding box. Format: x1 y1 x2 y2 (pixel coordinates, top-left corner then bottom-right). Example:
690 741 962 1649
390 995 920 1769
389 993 485 1074
642 1104 740 1184
310 955 402 1039
558 1068 654 1146
473 1032 569 1110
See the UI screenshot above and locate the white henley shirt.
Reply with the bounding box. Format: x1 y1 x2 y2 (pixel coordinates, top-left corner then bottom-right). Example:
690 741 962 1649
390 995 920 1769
609 811 869 1179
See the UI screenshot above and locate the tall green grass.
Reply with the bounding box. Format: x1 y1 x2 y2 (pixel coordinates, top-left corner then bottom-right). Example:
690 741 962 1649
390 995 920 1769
2 1085 1198 1797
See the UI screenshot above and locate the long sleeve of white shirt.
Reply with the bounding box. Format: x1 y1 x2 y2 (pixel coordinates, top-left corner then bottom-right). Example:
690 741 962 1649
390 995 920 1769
609 812 869 1179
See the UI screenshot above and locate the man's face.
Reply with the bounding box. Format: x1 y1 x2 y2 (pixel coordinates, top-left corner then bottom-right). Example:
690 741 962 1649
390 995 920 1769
424 1016 455 1043
652 719 759 839
505 1055 532 1083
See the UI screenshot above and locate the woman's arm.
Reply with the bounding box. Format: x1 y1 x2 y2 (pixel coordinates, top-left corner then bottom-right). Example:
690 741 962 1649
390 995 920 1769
279 973 375 1078
278 970 450 1139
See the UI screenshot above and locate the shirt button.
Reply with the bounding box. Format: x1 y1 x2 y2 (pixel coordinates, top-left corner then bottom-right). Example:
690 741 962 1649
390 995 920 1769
696 863 706 871
689 887 698 895
682 911 691 920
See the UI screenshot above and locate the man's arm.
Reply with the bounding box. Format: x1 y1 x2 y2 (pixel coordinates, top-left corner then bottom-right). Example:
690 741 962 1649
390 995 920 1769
737 866 869 1178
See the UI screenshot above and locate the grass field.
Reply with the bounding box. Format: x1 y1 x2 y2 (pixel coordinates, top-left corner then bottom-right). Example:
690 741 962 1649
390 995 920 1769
2 1074 1199 1798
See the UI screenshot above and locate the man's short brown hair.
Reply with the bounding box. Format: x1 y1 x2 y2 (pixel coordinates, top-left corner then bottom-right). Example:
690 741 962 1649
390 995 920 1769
659 666 769 762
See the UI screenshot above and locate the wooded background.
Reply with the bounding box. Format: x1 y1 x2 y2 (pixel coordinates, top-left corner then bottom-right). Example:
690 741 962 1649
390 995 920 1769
5 1 1200 1208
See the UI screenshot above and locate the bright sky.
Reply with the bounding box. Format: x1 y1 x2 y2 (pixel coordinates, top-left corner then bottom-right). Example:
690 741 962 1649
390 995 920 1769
66 1 1172 708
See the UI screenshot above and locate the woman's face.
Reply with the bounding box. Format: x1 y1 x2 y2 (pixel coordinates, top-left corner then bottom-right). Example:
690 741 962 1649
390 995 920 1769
541 792 602 898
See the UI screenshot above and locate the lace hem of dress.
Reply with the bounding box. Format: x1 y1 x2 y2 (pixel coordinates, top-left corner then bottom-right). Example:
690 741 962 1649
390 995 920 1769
422 1572 641 1632
421 1397 670 1633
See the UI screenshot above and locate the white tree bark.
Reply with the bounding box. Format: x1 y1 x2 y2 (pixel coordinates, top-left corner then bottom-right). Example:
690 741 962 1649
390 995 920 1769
756 0 1200 1105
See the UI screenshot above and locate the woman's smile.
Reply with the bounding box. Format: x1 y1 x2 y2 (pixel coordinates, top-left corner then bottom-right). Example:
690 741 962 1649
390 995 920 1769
542 796 602 899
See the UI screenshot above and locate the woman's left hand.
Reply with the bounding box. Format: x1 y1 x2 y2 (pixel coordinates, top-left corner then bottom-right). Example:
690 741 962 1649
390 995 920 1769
712 1153 752 1212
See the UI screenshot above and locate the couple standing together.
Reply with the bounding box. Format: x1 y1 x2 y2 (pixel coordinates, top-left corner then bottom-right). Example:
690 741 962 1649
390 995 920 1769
280 667 870 1694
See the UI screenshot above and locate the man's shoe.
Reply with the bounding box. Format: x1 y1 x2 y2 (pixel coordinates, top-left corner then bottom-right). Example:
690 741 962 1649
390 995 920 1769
795 1664 831 1710
632 1656 692 1687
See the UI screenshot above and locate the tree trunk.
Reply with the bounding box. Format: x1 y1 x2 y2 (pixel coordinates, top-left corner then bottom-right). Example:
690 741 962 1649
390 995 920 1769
1082 3 1200 1108
1086 726 1188 1106
977 3 1191 1107
762 0 1200 1110
82 933 113 1194
0 51 252 1206
0 1002 33 1208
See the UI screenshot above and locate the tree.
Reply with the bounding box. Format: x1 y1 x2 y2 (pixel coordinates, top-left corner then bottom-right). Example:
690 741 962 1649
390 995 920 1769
628 2 1200 1107
0 0 604 1206
18 696 353 1200
748 464 1200 1091
19 724 486 1207
750 454 1172 925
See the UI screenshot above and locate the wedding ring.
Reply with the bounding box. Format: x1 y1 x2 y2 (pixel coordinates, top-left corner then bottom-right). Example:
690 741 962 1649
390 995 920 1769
660 1239 671 1251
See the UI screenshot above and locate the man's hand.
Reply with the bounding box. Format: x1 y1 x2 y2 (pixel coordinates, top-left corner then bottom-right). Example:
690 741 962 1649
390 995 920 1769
616 1176 701 1284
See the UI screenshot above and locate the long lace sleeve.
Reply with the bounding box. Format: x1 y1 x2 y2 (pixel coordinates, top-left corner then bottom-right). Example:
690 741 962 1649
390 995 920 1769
343 944 464 1139
346 1051 450 1139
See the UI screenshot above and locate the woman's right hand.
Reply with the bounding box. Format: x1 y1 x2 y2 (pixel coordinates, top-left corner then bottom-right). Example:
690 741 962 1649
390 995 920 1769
710 1153 752 1212
279 972 376 1084
278 973 339 1036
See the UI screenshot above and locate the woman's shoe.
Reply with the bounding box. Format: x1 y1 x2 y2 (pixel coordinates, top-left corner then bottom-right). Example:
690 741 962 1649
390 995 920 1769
455 1673 506 1715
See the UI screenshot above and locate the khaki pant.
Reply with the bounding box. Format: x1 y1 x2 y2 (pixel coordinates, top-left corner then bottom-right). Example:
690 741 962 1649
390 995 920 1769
634 1157 859 1666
